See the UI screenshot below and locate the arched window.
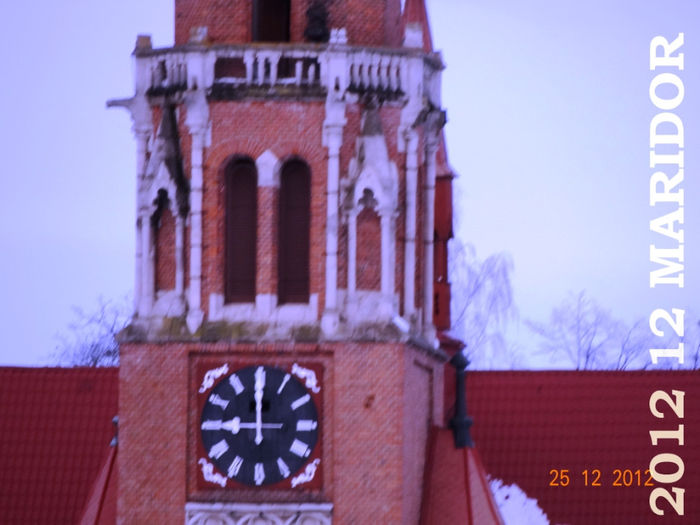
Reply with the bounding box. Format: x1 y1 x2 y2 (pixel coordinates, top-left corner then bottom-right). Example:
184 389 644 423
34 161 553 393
252 0 290 42
278 159 310 303
225 158 257 303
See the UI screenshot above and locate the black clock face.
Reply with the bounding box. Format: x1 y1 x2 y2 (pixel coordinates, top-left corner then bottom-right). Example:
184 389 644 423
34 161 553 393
200 365 319 487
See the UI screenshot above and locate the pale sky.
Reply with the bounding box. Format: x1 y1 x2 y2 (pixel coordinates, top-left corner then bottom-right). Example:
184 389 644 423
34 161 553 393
0 1 697 366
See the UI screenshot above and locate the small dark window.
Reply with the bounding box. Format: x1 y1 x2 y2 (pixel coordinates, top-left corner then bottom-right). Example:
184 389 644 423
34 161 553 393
225 158 257 303
214 58 246 79
252 0 291 42
278 159 311 303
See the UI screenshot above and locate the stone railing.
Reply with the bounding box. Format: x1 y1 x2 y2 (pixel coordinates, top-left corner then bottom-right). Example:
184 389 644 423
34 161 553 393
134 35 442 104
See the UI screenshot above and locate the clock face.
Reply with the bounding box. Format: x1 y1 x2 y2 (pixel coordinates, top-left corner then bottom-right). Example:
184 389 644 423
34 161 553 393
200 365 319 487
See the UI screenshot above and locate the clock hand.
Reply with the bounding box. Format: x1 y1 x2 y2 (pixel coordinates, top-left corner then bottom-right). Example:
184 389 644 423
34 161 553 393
220 417 283 434
254 366 265 445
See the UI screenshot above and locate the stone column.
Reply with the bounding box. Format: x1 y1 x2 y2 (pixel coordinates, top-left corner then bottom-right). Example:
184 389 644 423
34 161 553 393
380 212 393 297
403 130 419 318
175 214 185 297
133 125 150 316
422 112 444 339
321 41 347 335
347 209 357 295
131 96 153 317
185 89 209 333
140 210 154 315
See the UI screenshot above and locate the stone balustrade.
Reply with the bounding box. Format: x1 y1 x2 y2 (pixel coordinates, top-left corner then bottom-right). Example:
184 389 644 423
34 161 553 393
135 37 442 103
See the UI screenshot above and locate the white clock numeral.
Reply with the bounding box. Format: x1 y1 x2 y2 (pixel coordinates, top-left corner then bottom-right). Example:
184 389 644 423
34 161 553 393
228 455 243 477
290 438 310 458
277 373 291 394
209 439 229 460
209 393 230 410
277 457 291 478
229 374 245 395
296 419 318 432
291 393 310 411
254 463 265 485
201 419 223 431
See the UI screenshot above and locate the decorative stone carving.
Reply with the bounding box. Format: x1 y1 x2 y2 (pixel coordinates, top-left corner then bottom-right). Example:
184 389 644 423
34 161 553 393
342 106 399 323
199 364 229 393
256 149 281 188
185 503 333 525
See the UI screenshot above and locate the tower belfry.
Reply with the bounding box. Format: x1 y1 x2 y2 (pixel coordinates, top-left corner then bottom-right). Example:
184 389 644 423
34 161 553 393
110 1 459 522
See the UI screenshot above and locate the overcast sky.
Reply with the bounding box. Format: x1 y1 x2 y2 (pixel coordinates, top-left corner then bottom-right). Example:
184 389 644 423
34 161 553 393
0 1 697 366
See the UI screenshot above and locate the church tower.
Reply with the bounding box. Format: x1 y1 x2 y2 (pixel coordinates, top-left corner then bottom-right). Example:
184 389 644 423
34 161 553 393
110 0 455 522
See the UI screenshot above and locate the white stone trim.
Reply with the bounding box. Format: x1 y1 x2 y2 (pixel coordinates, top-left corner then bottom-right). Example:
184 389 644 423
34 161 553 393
152 289 186 317
402 129 419 318
139 208 154 315
208 293 319 325
403 24 424 49
185 502 333 525
185 89 210 333
344 121 399 324
138 160 187 319
256 149 280 187
340 289 398 324
175 214 185 295
422 122 440 339
347 208 357 294
321 87 346 335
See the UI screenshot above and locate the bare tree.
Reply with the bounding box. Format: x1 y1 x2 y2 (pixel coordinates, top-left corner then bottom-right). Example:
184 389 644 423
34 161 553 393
689 318 700 369
526 291 620 370
450 241 518 368
53 297 130 367
525 291 700 370
615 319 654 370
676 311 700 370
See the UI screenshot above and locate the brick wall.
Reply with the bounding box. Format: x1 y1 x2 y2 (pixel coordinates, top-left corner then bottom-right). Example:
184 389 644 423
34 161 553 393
189 99 418 317
175 0 252 45
155 207 176 292
118 342 189 524
199 100 326 313
119 341 443 523
175 0 403 47
356 207 381 291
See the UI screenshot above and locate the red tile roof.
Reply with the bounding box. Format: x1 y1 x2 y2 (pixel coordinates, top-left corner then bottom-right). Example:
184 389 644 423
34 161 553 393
422 426 505 524
467 371 699 525
0 367 118 525
78 445 118 525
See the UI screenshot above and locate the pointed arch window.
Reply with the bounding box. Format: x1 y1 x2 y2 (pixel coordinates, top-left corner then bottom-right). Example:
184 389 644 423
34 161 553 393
252 0 291 42
225 157 257 303
278 158 311 304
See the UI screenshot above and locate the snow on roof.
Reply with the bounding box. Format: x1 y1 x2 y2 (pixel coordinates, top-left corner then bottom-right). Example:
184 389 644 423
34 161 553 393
468 370 698 525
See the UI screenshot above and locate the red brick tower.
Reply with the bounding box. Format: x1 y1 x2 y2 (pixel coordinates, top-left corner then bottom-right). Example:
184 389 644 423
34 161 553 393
110 1 453 523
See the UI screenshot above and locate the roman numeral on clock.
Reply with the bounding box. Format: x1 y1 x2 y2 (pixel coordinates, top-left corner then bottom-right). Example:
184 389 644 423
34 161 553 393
208 393 230 410
228 373 245 395
201 419 222 431
277 373 291 394
254 463 265 485
291 393 310 410
296 419 318 431
228 455 243 477
209 439 229 459
277 457 291 478
290 438 310 457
